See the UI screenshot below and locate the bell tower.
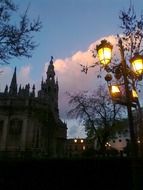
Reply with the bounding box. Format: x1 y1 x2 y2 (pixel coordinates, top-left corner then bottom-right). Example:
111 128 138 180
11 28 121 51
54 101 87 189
38 56 59 116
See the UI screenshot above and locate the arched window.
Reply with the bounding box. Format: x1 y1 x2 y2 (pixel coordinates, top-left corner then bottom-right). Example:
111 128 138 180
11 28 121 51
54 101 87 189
33 128 40 148
9 119 22 135
7 118 23 150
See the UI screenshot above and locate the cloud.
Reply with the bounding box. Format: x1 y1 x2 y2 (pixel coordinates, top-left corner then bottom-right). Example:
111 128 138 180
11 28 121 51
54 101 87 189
52 35 117 119
67 119 87 139
17 65 33 85
51 35 117 138
53 54 97 121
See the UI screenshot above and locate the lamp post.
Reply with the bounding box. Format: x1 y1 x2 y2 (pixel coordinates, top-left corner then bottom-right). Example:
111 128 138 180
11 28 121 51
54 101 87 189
96 37 143 157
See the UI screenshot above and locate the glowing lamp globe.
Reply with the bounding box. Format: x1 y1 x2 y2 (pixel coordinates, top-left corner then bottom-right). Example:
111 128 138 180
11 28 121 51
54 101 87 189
96 39 113 66
130 54 143 76
110 85 121 98
132 89 138 102
74 139 77 143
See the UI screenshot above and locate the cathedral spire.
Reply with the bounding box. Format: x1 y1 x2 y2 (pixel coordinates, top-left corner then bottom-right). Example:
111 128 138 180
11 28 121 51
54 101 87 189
4 85 8 94
9 67 17 96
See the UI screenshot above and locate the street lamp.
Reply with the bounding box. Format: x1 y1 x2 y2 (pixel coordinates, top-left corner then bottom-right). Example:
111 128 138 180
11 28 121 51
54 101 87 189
96 37 143 157
96 39 113 66
109 85 121 98
109 85 138 105
130 54 143 76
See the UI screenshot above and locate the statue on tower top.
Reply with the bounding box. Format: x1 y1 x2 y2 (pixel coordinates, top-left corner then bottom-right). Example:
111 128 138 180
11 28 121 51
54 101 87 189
50 56 54 64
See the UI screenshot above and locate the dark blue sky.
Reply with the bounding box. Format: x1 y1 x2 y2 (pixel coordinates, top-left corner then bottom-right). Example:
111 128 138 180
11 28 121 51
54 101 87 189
12 0 143 79
8 0 143 78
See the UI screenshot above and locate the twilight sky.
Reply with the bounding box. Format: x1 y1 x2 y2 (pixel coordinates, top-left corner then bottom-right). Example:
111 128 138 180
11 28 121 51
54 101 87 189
0 0 143 138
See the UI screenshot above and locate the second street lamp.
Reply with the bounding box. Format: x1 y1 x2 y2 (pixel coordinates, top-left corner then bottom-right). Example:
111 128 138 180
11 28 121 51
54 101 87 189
96 37 143 157
130 54 143 76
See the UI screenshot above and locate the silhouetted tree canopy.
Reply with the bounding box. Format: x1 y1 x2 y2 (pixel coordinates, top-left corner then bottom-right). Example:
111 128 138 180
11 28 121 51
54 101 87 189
67 86 126 152
0 0 42 64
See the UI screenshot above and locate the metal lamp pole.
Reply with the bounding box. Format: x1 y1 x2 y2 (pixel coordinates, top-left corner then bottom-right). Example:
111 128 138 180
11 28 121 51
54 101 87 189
118 38 138 157
95 38 139 157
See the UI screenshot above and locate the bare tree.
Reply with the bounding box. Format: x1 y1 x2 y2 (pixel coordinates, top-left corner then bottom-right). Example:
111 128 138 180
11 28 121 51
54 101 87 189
67 85 125 153
0 0 42 64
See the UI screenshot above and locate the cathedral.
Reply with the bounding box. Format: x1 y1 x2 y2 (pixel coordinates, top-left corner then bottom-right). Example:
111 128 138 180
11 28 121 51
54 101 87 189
0 57 67 159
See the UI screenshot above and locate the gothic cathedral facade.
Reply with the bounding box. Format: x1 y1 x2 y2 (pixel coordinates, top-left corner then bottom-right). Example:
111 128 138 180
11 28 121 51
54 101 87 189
0 57 67 159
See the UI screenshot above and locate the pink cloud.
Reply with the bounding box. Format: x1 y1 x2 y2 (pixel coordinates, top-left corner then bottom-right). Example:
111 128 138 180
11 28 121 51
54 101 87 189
50 35 120 137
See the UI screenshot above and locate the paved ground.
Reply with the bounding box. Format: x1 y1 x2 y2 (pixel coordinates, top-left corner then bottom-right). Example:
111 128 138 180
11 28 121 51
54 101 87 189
0 158 142 190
